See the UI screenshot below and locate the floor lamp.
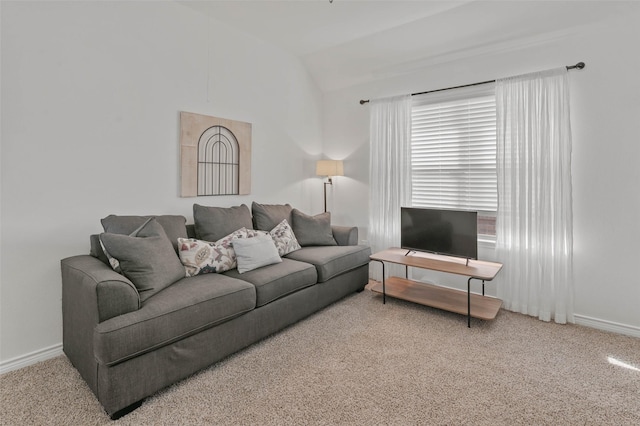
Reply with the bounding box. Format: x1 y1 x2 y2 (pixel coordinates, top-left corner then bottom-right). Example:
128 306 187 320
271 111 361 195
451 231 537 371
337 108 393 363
316 160 344 213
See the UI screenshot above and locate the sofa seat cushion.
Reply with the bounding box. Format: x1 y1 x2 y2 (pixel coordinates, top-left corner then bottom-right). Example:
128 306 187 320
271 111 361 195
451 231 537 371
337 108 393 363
224 258 317 307
94 274 256 366
285 245 372 283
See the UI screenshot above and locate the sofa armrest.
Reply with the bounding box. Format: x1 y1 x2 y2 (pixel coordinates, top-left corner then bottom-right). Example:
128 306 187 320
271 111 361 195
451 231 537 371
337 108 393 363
62 255 140 324
61 255 140 393
332 226 359 246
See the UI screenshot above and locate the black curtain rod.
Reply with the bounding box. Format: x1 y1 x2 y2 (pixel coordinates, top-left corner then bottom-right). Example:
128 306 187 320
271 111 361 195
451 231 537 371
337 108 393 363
358 62 585 105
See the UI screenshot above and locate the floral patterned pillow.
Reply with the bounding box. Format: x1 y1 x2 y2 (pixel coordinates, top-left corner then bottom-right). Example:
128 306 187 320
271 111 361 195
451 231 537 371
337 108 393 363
178 228 249 276
269 219 301 256
245 228 269 238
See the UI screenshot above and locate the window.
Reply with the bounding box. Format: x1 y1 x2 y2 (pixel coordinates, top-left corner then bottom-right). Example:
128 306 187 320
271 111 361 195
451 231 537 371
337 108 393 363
410 84 497 239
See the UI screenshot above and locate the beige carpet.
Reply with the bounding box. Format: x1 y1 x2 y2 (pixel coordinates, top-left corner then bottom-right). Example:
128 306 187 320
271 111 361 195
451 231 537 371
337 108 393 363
1 289 639 425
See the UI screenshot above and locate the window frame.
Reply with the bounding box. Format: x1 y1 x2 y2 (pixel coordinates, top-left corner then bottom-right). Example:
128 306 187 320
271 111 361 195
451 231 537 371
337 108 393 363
410 83 497 243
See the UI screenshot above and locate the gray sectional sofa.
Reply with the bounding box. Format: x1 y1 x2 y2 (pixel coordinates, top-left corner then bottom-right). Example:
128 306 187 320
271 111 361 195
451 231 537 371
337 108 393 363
61 203 371 418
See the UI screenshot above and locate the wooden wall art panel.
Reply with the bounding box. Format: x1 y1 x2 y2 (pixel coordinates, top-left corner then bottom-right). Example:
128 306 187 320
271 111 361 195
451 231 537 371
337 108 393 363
180 111 251 197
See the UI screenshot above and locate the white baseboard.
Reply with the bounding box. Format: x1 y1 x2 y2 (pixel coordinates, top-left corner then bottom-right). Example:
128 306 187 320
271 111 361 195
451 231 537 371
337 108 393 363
0 343 63 375
574 314 640 338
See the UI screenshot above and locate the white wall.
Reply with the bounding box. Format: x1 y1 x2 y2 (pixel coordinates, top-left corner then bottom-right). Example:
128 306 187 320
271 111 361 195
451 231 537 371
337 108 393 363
0 1 324 365
324 11 640 333
2 2 638 369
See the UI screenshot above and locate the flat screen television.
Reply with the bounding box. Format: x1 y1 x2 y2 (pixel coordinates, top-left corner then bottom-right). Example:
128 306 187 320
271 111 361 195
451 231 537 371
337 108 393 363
400 207 478 260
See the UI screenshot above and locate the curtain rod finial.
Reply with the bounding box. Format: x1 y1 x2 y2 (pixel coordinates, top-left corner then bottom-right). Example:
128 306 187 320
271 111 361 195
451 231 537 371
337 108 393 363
359 99 369 105
568 62 585 70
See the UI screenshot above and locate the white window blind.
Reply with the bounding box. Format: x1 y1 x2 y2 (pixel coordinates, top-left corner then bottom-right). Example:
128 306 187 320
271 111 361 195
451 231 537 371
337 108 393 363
411 84 497 218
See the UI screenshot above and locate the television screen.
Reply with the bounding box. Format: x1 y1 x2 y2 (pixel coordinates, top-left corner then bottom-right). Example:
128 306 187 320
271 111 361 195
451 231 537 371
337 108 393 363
401 207 478 260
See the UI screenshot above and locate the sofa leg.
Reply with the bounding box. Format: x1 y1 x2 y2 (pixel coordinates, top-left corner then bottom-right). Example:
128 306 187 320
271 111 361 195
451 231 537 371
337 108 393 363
109 399 144 420
355 287 365 293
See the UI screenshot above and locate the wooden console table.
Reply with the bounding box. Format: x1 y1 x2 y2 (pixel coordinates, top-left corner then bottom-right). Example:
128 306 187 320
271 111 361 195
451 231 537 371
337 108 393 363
370 248 503 327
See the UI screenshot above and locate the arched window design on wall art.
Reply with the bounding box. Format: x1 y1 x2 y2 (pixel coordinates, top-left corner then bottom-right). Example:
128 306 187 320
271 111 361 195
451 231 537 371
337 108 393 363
197 126 239 196
180 111 251 197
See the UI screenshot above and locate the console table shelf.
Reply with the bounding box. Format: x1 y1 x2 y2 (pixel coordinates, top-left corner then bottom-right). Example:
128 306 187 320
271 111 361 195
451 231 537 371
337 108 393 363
370 248 504 327
369 278 502 320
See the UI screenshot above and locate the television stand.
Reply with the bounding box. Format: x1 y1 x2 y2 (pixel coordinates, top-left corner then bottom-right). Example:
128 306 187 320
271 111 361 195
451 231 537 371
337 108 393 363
370 248 503 327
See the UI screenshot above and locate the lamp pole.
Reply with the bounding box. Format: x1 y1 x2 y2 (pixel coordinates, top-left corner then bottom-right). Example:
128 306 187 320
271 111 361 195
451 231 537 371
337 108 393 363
323 176 333 212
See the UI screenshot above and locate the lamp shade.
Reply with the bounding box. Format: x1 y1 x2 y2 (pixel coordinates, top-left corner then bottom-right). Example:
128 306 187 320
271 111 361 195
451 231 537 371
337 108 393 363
316 160 344 177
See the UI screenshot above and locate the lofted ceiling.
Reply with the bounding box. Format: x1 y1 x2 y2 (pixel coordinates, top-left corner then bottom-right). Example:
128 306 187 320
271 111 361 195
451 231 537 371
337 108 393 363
179 0 637 92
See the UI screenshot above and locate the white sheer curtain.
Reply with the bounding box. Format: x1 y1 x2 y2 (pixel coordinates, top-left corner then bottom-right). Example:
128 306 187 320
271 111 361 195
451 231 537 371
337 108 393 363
495 68 574 324
369 95 412 280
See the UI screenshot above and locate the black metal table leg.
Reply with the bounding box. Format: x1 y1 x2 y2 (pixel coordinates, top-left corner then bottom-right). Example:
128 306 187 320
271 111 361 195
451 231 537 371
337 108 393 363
382 262 386 304
467 277 472 328
372 259 386 304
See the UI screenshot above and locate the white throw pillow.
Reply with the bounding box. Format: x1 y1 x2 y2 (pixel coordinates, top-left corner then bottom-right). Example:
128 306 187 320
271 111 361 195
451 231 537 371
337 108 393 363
232 234 282 273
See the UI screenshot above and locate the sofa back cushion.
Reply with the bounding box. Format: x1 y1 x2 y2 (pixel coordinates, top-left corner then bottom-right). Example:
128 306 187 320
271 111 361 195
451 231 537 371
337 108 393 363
251 202 293 231
291 209 337 247
193 204 253 242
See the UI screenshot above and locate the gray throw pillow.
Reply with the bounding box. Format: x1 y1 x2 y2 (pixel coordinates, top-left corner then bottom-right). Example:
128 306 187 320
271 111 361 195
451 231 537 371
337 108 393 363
101 215 187 252
99 218 186 302
291 209 337 247
232 234 282 273
89 234 110 264
193 204 253 242
251 202 293 231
